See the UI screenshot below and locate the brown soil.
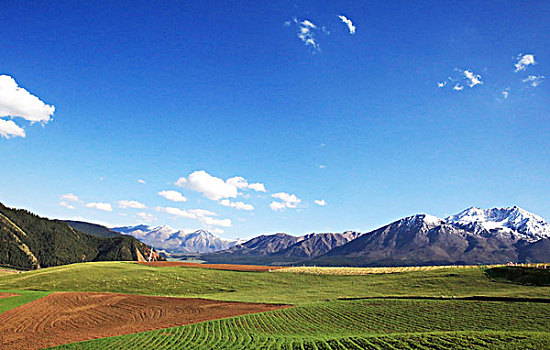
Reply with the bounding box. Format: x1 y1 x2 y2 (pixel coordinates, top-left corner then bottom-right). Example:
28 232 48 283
0 292 288 349
0 292 19 299
138 261 288 272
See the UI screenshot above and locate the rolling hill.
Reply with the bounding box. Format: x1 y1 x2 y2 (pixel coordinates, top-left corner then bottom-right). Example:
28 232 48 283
64 220 123 238
0 202 163 270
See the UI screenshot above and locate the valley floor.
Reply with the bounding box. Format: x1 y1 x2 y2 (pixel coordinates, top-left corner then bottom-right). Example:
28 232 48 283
0 262 549 349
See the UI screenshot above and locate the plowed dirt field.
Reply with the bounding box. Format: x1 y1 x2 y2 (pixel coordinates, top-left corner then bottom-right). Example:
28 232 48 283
0 292 287 349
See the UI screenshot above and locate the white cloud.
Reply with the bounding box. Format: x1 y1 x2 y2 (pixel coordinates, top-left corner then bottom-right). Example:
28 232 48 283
522 75 544 87
59 201 75 210
314 199 327 206
188 208 217 217
138 179 146 184
338 15 356 34
157 206 196 219
210 228 225 234
288 18 321 51
453 84 464 91
249 183 266 192
463 70 482 87
226 176 249 189
0 119 25 138
156 206 232 228
199 216 232 227
60 193 80 202
440 69 482 92
137 212 157 223
158 190 187 202
0 75 55 122
318 164 327 169
270 192 301 210
502 88 510 99
0 75 55 139
515 54 535 72
176 170 238 201
86 202 113 212
301 20 317 29
269 201 287 211
220 199 254 211
118 200 146 209
176 170 265 201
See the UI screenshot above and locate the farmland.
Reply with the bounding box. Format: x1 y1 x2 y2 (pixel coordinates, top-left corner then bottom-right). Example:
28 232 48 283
53 298 550 349
0 262 549 349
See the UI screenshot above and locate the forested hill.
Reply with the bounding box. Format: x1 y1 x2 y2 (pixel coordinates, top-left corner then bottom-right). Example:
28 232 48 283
0 202 163 270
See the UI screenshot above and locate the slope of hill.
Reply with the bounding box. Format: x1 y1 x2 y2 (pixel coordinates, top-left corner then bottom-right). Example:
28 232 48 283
0 202 162 270
64 220 123 238
111 225 240 254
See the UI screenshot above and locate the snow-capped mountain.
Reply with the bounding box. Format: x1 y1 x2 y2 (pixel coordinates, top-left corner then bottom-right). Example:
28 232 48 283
306 206 550 266
111 225 240 254
446 206 550 242
200 206 550 267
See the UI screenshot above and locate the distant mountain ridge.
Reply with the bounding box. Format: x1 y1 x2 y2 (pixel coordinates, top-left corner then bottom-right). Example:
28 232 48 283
199 206 550 266
111 225 241 254
202 231 361 265
310 207 550 266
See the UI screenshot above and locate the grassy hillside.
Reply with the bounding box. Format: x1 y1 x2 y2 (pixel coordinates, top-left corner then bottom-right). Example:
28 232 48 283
1 262 549 349
1 262 550 304
52 298 550 349
0 202 160 270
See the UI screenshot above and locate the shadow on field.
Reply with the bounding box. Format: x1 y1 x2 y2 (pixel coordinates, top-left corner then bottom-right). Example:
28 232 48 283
337 295 550 303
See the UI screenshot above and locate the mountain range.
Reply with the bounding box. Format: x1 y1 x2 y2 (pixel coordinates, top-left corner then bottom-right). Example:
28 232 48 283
196 206 550 266
111 225 241 255
4 201 547 269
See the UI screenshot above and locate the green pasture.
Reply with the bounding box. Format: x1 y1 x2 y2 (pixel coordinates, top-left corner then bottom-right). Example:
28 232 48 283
0 262 549 304
52 298 550 349
1 262 549 349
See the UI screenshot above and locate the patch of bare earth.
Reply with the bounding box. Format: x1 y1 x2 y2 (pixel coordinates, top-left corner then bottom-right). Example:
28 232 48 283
0 292 288 349
0 292 19 299
138 261 288 272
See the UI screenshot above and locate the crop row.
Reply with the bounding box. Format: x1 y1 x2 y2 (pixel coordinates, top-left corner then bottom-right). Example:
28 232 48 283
53 331 550 350
53 298 550 349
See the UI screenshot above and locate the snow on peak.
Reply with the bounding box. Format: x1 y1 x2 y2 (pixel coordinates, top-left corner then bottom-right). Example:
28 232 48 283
111 224 239 253
400 213 444 228
446 206 550 241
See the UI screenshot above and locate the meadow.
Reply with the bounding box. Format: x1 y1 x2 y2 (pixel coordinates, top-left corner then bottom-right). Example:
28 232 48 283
0 262 549 349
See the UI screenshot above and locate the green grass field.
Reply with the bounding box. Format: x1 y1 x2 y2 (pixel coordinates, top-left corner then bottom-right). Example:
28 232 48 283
1 262 549 304
52 298 550 349
1 262 549 349
0 289 50 314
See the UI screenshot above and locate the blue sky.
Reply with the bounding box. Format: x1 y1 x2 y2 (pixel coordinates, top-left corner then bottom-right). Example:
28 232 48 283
0 1 548 239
